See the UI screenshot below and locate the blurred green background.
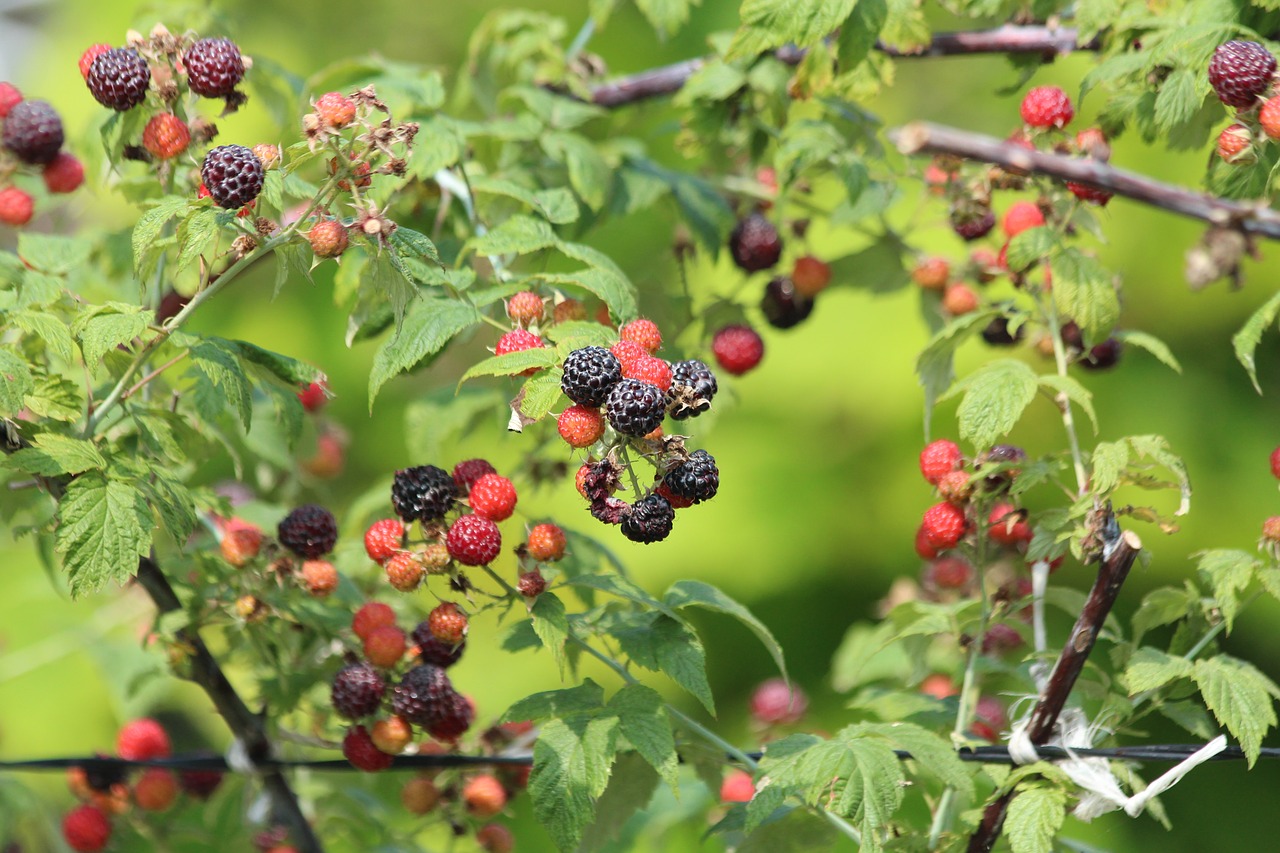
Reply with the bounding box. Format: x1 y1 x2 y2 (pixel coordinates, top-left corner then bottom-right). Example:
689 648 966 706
4 1 1280 851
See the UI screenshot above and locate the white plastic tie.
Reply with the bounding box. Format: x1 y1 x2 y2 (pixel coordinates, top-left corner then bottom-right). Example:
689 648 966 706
1121 735 1227 817
225 738 259 774
1007 724 1040 765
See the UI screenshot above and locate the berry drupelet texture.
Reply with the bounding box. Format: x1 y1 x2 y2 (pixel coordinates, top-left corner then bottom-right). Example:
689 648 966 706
332 662 386 719
86 48 150 111
561 346 623 407
729 212 783 272
664 450 719 503
667 359 718 419
621 494 675 543
184 37 245 98
3 99 64 165
391 465 457 523
200 145 265 209
277 504 338 558
605 378 666 436
712 325 765 376
1208 40 1277 108
446 514 502 565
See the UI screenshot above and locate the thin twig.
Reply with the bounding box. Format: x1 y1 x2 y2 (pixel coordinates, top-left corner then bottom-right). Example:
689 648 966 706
589 25 1092 107
891 121 1280 240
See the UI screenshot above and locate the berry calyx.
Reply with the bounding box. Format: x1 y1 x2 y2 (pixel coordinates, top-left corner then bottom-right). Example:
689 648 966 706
43 153 86 194
277 504 338 558
201 144 266 209
557 404 605 448
364 518 406 563
619 318 662 353
729 212 783 272
142 113 190 160
712 324 764 376
62 805 112 853
920 439 962 485
314 92 356 128
2 99 64 165
667 359 718 419
921 502 968 550
1209 40 1277 108
1020 86 1074 128
364 624 408 668
309 219 349 259
1002 201 1045 238
446 514 502 565
117 718 171 760
343 725 395 772
463 774 508 818
506 290 544 325
352 602 397 641
0 187 34 227
428 602 469 644
184 37 245 98
86 48 151 111
526 523 567 561
469 473 518 521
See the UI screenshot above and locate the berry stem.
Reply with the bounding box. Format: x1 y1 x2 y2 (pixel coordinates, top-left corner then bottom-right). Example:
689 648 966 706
1037 290 1089 495
566 17 597 61
121 351 189 401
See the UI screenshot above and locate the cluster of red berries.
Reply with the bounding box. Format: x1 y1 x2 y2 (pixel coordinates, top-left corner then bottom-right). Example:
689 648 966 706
293 378 349 479
1207 40 1280 164
0 85 84 226
916 439 1036 558
61 718 222 852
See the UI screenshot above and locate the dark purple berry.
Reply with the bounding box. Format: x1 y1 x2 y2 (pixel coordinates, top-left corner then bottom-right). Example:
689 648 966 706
760 277 814 330
391 465 456 523
184 37 245 98
981 315 1024 346
2 100 64 164
667 359 717 420
277 504 338 558
332 662 386 719
1080 337 1123 370
426 690 474 741
621 494 675 543
200 144 264 209
1208 40 1277 108
664 450 719 504
392 664 454 726
412 621 466 668
729 213 783 272
605 379 666 436
951 206 995 241
561 346 623 408
86 48 151 111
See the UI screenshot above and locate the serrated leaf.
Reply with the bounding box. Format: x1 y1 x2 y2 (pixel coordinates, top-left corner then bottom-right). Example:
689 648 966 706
775 119 843 186
542 132 610 211
1037 373 1098 433
185 337 253 430
1124 647 1195 693
7 434 105 476
17 233 92 275
1157 699 1217 739
1154 67 1201 132
1090 439 1129 495
531 591 571 673
141 473 197 545
942 358 1038 450
634 0 697 34
1193 655 1280 765
1232 289 1280 391
608 683 678 788
650 614 715 713
542 264 637 321
229 340 321 388
1116 329 1181 373
915 310 999 426
1005 784 1066 853
460 347 559 386
363 251 418 333
1051 249 1118 342
0 348 33 416
13 312 75 363
1127 434 1191 516
23 374 82 422
516 368 564 421
673 60 746 106
131 196 190 277
529 715 620 852
664 580 787 683
836 0 887 68
576 752 660 852
506 679 606 722
1005 227 1058 272
54 472 151 596
726 0 858 61
1196 549 1257 633
858 722 973 797
1133 585 1197 642
368 298 481 407
175 209 220 272
77 306 152 369
470 214 559 256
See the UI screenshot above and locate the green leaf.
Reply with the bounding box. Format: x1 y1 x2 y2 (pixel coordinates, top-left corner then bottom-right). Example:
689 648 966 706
836 0 888 69
775 119 844 186
726 0 857 61
228 340 321 388
389 227 443 270
54 472 151 596
75 305 152 369
506 680 606 722
1193 655 1280 765
664 580 788 683
673 60 746 105
470 176 580 224
942 358 1038 450
459 348 559 386
368 298 481 407
915 310 998 427
1116 329 1181 373
363 251 418 333
175 209 220 272
633 0 696 34
542 132 611 211
1232 288 1280 391
858 722 973 797
1127 434 1191 516
141 472 198 545
1005 784 1066 853
17 233 92 275
516 368 564 421
529 715 620 852
1133 585 1197 642
1154 67 1201 132
470 215 559 256
1004 226 1059 272
1050 249 1119 342
131 196 190 277
1090 439 1129 495
0 349 34 416
614 614 715 713
7 434 105 476
576 752 660 852
531 591 571 673
541 265 637 322
608 683 678 788
185 336 254 430
1123 647 1195 693
1037 373 1098 433
1196 549 1258 634
13 311 76 363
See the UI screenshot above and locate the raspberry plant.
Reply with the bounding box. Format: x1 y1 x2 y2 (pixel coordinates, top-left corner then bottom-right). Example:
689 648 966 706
8 3 1280 853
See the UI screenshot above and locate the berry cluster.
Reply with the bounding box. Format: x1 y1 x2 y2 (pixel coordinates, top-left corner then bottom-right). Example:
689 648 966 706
213 504 345 602
0 87 83 226
1206 40 1280 164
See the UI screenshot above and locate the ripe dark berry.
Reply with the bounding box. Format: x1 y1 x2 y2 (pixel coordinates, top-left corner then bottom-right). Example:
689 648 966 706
1019 86 1074 128
760 276 814 329
200 144 265 209
729 212 783 272
412 622 466 668
621 494 675 543
308 219 349 258
391 465 457 523
0 187 34 226
664 450 719 504
619 318 662 353
469 473 518 521
314 91 356 128
428 601 468 644
561 346 623 407
142 113 190 160
2 99 64 165
0 82 21 117
446 514 502 565
277 504 338 558
43 152 85 194
921 502 967 550
950 206 995 241
750 677 808 725
605 378 666 436
117 718 170 760
982 623 1025 656
364 518 405 563
981 315 1024 346
392 663 453 725
667 359 718 419
77 45 110 80
577 459 621 502
1209 40 1277 108
426 690 475 741
1080 337 1123 370
332 662 387 719
453 458 497 495
62 805 112 853
184 37 245 98
712 324 764 376
920 439 962 485
343 725 395 772
526 523 566 561
86 48 150 111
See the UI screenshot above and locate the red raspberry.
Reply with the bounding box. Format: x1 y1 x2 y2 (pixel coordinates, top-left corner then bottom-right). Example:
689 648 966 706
557 404 605 448
184 37 245 98
220 520 263 567
142 113 190 160
43 153 85 194
518 569 547 597
1209 40 1277 108
1262 97 1280 140
77 46 111 80
302 559 339 596
920 674 957 699
133 768 178 811
1020 86 1074 128
921 502 967 550
117 718 170 760
364 518 406 563
720 769 755 803
1002 201 1045 237
1066 182 1112 205
453 458 498 494
446 514 502 565
610 339 648 370
712 324 764 376
402 776 441 814
942 283 980 316
314 91 356 128
62 805 112 852
0 186 33 226
791 255 832 297
463 774 508 818
935 469 973 504
919 439 962 484
526 523 566 561
729 212 783 272
1217 123 1254 163
506 290 544 325
495 328 546 376
914 523 939 559
477 823 516 853
470 473 517 521
343 725 395 772
1270 446 1280 479
0 82 19 119
385 551 424 592
553 298 586 323
428 602 469 644
927 556 973 590
365 624 407 668
297 380 328 412
622 355 672 393
988 503 1033 546
371 715 413 754
619 318 662 353
309 219 349 259
912 257 949 291
750 678 807 725
352 601 396 640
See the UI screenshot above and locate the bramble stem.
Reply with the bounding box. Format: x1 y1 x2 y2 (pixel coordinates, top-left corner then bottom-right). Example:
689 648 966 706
1038 291 1089 495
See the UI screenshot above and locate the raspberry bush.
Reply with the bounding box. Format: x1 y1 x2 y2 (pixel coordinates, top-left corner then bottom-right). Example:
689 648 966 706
6 4 1280 853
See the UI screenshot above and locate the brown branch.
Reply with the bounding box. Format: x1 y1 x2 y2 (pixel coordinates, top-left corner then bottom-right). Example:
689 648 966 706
967 515 1143 853
892 121 1280 240
589 25 1093 107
